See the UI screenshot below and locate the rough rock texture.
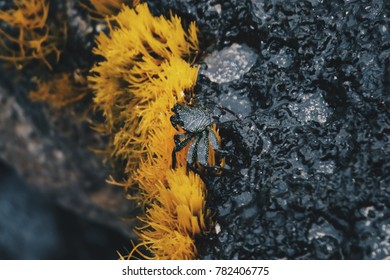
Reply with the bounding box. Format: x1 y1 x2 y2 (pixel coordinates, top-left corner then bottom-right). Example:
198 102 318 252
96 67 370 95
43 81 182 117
148 0 390 259
0 160 132 259
0 85 135 238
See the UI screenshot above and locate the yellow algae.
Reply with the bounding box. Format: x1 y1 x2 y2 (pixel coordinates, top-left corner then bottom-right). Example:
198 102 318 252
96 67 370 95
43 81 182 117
0 0 65 69
29 71 89 108
82 0 139 17
88 3 217 260
89 3 199 182
129 167 208 260
90 4 198 134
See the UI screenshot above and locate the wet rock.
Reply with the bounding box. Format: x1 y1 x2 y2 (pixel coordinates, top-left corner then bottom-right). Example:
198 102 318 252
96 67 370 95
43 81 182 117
0 161 131 259
0 85 135 239
202 43 258 84
193 0 390 259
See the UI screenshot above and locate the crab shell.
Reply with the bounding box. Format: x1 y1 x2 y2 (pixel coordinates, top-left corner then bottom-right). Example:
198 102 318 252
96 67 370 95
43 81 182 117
171 104 214 133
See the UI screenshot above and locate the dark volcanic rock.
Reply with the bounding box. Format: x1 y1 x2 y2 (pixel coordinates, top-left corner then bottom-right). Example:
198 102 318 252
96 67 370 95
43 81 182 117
188 0 390 259
0 161 131 259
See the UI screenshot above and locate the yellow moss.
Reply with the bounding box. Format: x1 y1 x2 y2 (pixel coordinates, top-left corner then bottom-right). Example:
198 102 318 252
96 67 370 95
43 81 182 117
90 4 198 134
89 3 199 181
134 118 189 200
89 3 216 260
131 230 197 260
0 0 66 70
82 0 139 17
129 167 207 260
0 1 47 28
29 71 89 108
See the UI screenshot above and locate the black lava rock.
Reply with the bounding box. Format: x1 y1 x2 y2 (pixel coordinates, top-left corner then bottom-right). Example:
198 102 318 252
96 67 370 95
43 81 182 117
190 0 390 259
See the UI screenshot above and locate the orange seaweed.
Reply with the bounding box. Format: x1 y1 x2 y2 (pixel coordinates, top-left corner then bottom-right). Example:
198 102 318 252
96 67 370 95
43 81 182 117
0 0 66 70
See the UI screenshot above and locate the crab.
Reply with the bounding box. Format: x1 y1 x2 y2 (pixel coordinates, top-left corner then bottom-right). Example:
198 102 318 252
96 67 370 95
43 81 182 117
170 103 236 173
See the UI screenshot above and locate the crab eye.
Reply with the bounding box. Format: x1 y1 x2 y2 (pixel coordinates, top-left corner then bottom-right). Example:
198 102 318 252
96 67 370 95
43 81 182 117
177 119 184 127
170 114 183 129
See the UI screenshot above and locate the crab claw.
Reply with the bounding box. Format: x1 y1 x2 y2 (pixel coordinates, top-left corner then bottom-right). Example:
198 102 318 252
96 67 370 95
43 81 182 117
170 114 181 130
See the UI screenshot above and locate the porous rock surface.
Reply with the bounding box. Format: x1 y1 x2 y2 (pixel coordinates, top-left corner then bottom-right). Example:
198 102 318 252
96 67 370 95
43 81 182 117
153 0 390 259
